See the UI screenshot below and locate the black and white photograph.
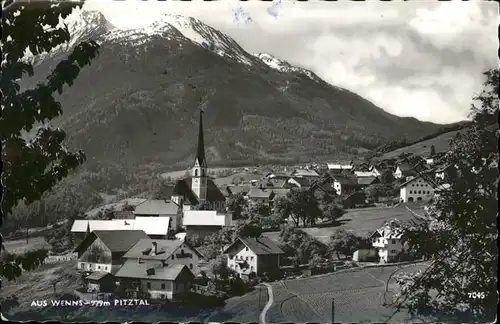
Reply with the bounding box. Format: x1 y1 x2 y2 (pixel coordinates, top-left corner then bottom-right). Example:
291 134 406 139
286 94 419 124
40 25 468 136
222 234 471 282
0 0 498 322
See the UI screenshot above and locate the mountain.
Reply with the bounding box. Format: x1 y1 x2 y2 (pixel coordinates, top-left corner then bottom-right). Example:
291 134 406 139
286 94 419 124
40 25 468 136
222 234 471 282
22 10 448 172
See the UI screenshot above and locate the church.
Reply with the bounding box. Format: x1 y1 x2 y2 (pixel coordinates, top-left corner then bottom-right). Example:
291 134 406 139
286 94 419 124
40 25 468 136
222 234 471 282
168 109 226 212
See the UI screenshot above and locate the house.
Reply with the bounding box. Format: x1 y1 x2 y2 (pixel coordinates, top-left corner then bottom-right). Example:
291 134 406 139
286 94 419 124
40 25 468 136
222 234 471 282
70 218 172 241
182 210 231 240
132 217 173 240
225 185 250 198
426 158 435 165
133 199 182 230
71 219 136 244
393 163 415 179
354 170 379 178
85 271 116 293
169 109 226 212
290 169 319 178
223 237 284 277
123 239 203 275
371 220 405 263
343 191 367 209
356 176 380 187
115 262 194 301
331 175 364 196
399 175 437 203
74 230 149 274
326 163 354 173
247 187 275 205
434 164 456 183
287 177 312 188
369 166 383 177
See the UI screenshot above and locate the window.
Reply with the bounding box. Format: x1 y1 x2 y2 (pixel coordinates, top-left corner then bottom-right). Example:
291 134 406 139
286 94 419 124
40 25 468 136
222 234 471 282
409 190 412 194
97 265 101 270
181 249 184 254
391 240 396 244
104 266 108 271
229 255 234 260
189 263 193 269
250 256 254 261
172 255 175 260
418 191 421 194
250 266 254 271
195 169 198 177
80 263 84 269
245 257 249 261
161 283 165 289
202 169 205 176
391 250 397 253
147 283 151 289
245 247 249 251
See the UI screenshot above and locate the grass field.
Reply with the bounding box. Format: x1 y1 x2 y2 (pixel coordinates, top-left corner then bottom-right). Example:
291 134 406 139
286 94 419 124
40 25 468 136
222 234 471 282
267 263 430 323
264 205 426 243
3 237 51 255
376 129 461 161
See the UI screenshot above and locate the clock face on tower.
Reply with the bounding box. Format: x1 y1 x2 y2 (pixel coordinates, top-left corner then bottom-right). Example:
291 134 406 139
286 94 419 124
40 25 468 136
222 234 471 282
193 178 199 186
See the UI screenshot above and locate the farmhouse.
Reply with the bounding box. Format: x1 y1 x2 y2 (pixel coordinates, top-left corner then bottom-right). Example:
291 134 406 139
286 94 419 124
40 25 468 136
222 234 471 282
371 220 404 263
182 210 231 240
290 169 319 178
331 175 364 196
74 230 149 274
393 163 415 179
247 187 275 205
399 175 436 203
85 271 116 293
123 239 203 274
133 199 182 230
224 237 284 277
70 218 172 241
115 263 194 301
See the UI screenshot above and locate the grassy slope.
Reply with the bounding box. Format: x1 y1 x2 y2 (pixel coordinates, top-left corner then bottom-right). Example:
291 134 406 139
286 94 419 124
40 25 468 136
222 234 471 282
375 129 462 161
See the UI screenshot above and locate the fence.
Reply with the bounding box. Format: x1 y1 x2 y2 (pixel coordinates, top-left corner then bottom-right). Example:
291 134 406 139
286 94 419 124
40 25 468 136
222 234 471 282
44 253 78 264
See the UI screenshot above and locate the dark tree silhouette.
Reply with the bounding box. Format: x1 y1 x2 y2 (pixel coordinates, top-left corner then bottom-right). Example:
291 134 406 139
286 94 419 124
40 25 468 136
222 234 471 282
0 1 100 281
391 69 498 321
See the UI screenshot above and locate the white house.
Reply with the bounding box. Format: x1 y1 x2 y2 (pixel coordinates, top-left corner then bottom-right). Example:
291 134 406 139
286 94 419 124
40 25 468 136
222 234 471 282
399 175 436 203
371 220 404 263
327 164 353 173
223 237 284 277
393 163 414 179
182 210 231 240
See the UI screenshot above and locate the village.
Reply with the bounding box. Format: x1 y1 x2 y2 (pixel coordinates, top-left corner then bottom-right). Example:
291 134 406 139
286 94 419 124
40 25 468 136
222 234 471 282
40 109 455 306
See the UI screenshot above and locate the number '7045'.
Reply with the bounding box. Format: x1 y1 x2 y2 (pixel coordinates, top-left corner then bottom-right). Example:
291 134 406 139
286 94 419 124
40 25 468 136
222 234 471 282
468 292 486 299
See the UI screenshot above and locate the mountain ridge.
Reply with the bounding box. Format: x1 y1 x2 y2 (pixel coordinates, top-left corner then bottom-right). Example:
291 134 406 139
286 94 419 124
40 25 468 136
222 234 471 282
21 10 448 173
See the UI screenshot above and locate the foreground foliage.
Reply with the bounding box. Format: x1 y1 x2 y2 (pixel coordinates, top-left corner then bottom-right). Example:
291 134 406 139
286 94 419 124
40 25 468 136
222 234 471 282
393 69 499 320
1 1 99 280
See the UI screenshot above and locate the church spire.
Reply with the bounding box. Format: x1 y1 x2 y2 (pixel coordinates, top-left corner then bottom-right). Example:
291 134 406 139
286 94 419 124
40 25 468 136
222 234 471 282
195 108 207 168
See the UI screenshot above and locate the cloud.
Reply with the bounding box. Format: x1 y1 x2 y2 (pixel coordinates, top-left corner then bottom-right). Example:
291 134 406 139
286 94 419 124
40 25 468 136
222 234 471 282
83 0 497 124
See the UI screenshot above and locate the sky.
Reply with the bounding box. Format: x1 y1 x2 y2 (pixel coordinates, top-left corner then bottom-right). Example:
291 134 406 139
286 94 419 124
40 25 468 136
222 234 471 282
84 0 498 124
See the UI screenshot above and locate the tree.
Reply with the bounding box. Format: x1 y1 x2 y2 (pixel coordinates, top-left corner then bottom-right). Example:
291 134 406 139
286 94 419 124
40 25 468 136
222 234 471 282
321 199 345 224
245 201 271 219
279 226 328 267
207 255 232 280
275 188 322 227
380 169 395 184
429 145 436 158
391 69 498 321
327 229 360 260
0 1 100 281
226 193 247 220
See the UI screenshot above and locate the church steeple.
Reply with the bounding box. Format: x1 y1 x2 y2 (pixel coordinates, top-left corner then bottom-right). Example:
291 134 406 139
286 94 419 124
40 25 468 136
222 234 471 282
191 108 208 201
195 108 207 168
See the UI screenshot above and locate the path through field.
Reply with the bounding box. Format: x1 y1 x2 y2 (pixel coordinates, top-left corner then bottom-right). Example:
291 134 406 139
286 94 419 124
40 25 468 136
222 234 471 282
266 263 430 323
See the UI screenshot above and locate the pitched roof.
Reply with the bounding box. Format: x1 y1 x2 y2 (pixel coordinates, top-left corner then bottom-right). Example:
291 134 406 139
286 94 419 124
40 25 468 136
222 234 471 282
74 230 149 254
357 177 379 186
194 109 207 168
176 178 226 204
327 164 353 170
86 271 112 281
396 163 413 172
271 188 291 198
182 210 230 227
289 177 312 187
226 185 250 196
371 220 404 239
133 199 179 215
71 220 90 232
224 237 284 255
113 211 135 219
132 217 171 235
71 220 136 233
172 179 199 205
332 175 360 186
290 169 319 177
399 173 438 189
124 238 183 260
115 261 194 281
247 188 274 199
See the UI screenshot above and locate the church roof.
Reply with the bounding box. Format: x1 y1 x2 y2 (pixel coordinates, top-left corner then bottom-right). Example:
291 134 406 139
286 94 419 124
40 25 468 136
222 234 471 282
173 178 226 205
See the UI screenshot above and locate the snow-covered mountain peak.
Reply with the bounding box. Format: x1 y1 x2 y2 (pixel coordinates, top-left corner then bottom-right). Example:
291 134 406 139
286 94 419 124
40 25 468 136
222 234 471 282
253 52 323 83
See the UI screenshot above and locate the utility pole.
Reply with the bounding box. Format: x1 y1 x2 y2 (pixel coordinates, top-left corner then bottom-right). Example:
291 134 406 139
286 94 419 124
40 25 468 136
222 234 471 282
331 298 335 323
